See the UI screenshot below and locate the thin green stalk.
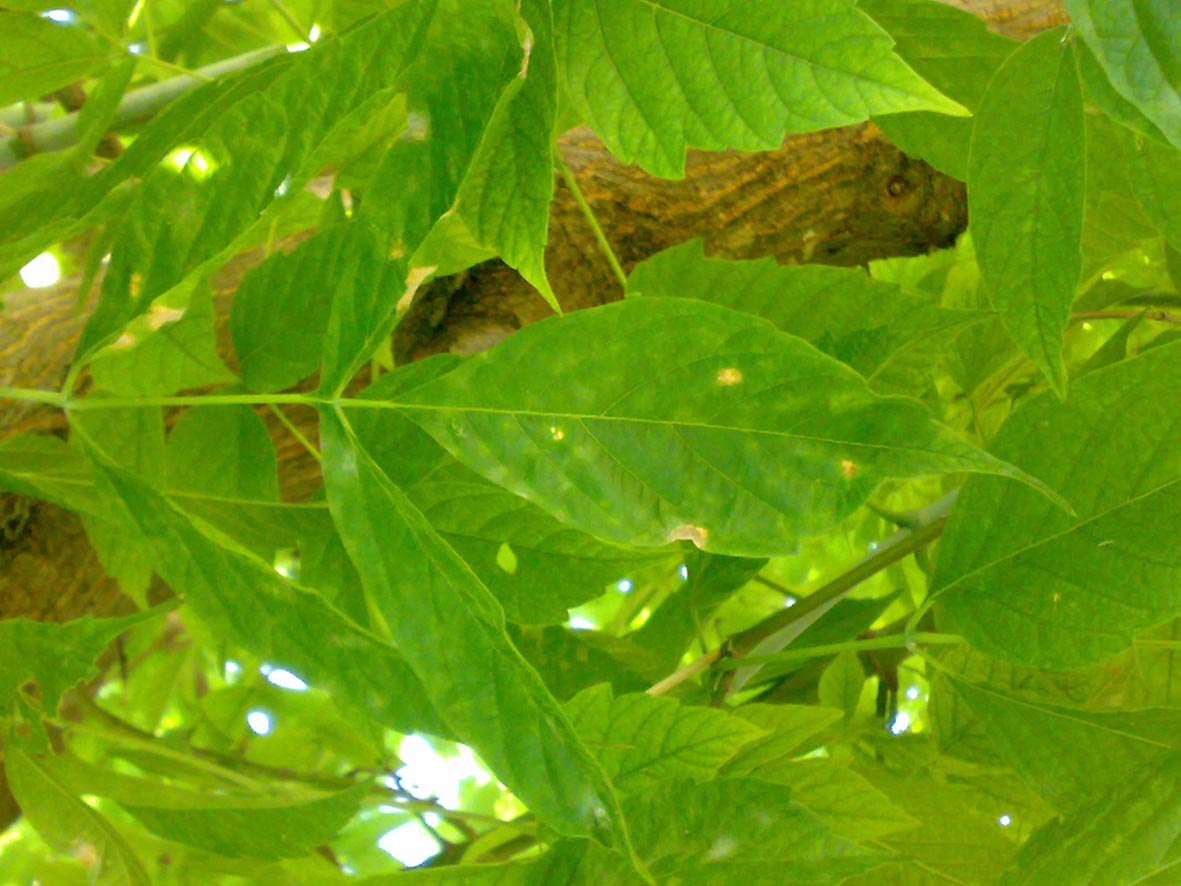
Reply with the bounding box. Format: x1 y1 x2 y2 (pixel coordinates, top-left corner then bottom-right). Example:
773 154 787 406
268 403 321 462
556 157 628 290
753 574 796 598
712 632 962 671
0 386 66 407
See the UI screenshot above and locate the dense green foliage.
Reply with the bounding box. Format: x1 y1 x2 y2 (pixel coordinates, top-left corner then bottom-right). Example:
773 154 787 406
2 0 1181 882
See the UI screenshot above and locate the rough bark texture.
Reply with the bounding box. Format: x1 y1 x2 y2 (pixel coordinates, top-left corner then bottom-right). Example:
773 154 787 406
0 0 1066 831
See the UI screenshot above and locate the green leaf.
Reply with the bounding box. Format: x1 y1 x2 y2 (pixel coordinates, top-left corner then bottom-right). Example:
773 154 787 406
87 282 237 397
0 11 113 107
1126 133 1181 252
230 230 347 393
319 409 635 854
37 752 369 862
578 779 886 885
720 704 844 778
861 0 1016 180
631 550 766 670
359 0 526 276
553 0 965 178
0 608 164 715
83 450 449 739
760 758 919 840
4 747 151 886
1066 0 1181 150
932 340 1181 668
563 683 765 792
318 225 414 396
1001 752 1181 885
848 772 1020 885
352 368 676 625
858 0 1016 108
0 51 294 280
166 405 279 501
818 651 867 721
948 678 1175 814
391 297 1047 557
0 434 105 517
968 27 1085 396
627 239 986 393
77 1 436 364
435 0 560 309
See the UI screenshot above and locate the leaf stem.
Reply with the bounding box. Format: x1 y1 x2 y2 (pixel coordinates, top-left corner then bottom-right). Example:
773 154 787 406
646 648 723 697
268 403 321 462
556 157 628 290
712 632 962 670
0 386 66 407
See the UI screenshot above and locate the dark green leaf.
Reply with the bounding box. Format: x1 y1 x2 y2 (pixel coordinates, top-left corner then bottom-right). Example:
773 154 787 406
77 1 436 364
84 450 449 739
319 409 634 854
166 405 279 501
436 0 560 308
933 340 1181 667
353 368 676 625
392 297 1048 556
969 27 1085 395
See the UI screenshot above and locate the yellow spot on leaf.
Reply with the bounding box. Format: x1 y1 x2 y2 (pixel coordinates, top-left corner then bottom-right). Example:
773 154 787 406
716 368 743 386
840 459 860 479
496 542 518 575
398 265 436 315
146 303 186 330
668 524 708 548
550 426 565 441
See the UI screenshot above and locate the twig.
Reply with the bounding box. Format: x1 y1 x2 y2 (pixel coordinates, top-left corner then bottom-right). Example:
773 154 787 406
646 647 722 697
556 157 629 290
1071 310 1181 325
1 45 285 169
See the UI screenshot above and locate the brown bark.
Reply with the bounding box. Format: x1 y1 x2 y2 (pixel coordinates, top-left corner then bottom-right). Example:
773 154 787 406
0 0 1065 830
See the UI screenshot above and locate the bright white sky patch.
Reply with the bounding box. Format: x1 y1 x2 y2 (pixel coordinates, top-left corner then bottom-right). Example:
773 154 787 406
568 616 595 630
906 686 921 700
998 814 1012 827
679 564 689 580
41 8 76 23
246 709 273 735
261 665 308 691
889 711 911 735
616 578 633 593
19 252 60 288
396 735 492 810
378 822 439 867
